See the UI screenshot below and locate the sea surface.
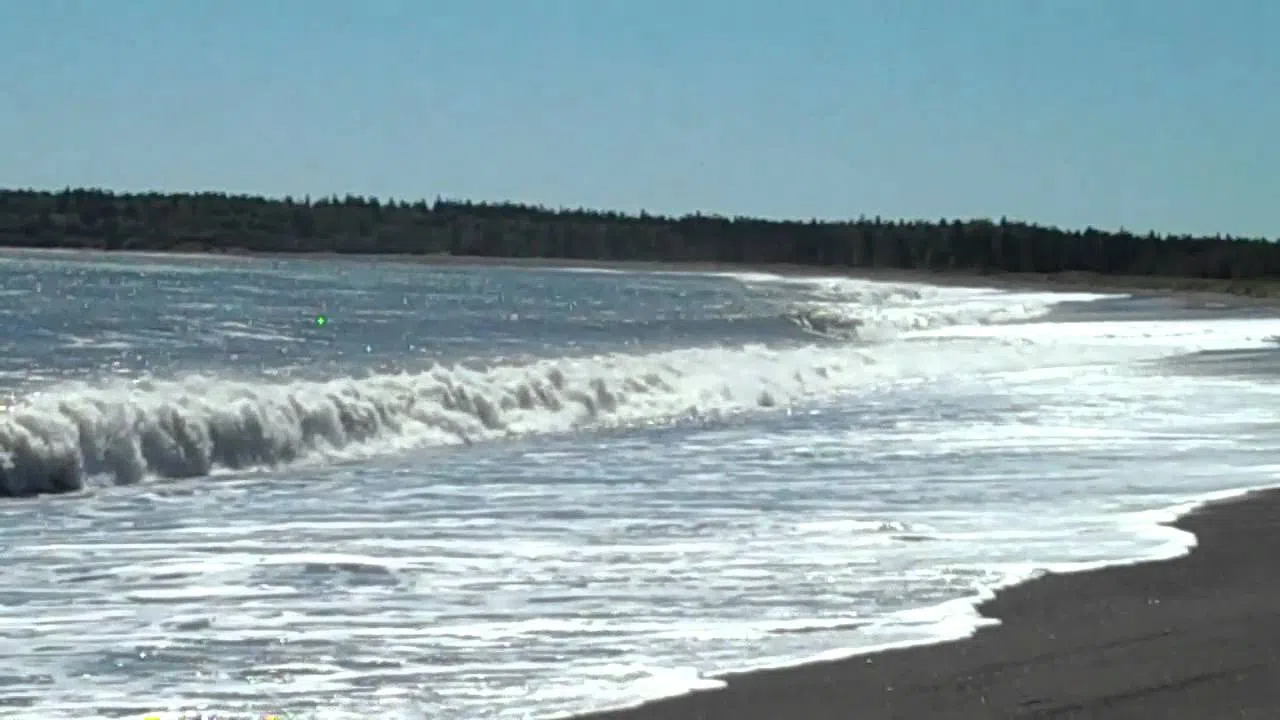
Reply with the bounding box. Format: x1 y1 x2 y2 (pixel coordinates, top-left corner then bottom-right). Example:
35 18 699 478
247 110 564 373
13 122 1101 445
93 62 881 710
3 249 1280 720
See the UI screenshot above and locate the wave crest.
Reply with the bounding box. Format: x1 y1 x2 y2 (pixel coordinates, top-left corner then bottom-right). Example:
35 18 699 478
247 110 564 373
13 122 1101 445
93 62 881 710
0 279 1109 498
776 280 1088 341
0 346 865 498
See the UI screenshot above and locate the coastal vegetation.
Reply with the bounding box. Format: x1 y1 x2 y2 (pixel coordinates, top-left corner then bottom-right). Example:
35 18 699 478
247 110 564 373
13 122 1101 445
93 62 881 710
2 187 1277 295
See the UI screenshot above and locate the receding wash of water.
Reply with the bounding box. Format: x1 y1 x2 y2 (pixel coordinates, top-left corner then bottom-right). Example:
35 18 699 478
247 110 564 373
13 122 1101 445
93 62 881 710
2 250 1280 720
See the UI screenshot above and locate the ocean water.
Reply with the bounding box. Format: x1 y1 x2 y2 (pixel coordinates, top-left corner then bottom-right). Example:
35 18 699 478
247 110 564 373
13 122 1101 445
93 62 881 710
3 249 1280 719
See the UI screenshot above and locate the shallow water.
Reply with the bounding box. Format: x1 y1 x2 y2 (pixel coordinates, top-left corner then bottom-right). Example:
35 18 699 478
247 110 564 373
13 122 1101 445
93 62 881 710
2 250 1279 719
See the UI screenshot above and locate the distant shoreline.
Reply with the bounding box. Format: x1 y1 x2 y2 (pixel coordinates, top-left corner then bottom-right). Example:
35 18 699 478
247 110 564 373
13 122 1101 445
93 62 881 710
4 187 1280 303
4 244 1279 310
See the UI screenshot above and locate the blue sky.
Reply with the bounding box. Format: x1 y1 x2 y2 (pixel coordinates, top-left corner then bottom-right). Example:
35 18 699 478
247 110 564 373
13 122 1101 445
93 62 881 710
2 0 1276 237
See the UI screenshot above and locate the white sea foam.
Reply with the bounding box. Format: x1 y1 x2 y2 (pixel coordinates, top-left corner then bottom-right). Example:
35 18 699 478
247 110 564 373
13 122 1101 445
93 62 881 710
780 278 1112 340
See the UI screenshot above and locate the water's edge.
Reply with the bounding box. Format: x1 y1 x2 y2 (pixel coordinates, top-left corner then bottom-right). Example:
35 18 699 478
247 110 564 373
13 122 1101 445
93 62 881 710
556 482 1277 720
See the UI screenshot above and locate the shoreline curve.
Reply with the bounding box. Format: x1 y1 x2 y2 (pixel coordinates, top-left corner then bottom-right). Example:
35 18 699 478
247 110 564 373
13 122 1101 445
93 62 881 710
565 485 1280 720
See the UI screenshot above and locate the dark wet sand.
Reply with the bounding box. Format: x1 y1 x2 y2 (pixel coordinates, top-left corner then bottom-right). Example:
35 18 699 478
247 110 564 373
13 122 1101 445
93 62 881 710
571 488 1280 720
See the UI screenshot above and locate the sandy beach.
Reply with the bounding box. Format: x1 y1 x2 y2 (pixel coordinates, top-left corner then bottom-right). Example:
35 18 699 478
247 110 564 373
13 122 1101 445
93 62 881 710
569 487 1280 720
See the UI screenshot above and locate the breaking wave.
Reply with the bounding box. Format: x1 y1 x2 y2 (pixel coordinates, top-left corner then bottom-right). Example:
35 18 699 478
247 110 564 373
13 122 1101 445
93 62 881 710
0 345 865 497
779 282 1096 341
0 279 1111 498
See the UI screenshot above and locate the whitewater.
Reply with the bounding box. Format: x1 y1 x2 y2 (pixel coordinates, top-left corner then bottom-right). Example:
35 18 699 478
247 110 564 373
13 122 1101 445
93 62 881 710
3 249 1280 720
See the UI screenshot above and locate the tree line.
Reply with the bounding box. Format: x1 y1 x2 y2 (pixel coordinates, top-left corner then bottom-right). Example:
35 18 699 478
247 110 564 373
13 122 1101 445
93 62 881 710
1 187 1276 286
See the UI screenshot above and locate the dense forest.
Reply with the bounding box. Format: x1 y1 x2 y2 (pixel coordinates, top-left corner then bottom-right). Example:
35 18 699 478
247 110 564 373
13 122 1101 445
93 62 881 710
1 188 1277 288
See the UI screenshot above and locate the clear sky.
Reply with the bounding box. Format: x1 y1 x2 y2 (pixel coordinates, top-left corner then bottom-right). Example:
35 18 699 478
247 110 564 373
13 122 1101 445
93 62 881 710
2 0 1276 237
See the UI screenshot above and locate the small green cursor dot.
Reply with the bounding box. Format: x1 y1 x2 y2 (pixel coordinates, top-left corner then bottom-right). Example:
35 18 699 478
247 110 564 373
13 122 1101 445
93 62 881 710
315 314 328 327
